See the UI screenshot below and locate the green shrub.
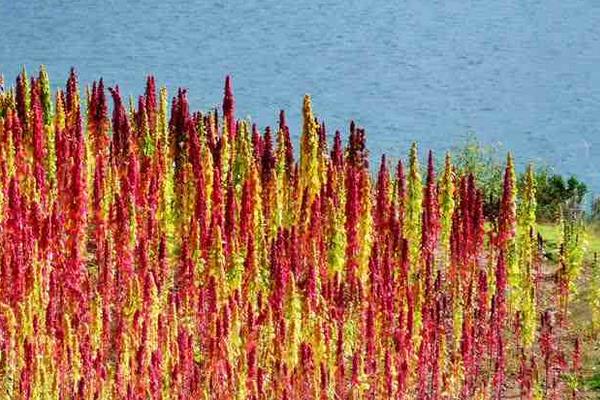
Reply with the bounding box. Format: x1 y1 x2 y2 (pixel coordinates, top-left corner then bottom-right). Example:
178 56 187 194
533 169 587 222
452 135 588 224
451 135 503 220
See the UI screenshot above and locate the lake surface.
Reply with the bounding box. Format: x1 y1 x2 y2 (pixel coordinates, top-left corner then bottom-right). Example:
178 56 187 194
2 0 600 191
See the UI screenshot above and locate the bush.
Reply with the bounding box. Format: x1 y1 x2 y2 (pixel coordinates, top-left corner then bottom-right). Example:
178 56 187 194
533 169 587 222
452 136 588 223
451 135 503 220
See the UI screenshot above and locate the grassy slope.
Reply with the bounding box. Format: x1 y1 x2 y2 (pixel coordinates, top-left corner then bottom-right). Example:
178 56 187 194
538 223 600 257
538 222 600 397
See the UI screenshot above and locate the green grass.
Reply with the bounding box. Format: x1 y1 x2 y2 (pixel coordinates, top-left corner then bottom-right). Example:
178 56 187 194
537 223 561 262
538 221 600 397
585 223 600 257
587 372 600 391
537 223 560 243
537 222 600 261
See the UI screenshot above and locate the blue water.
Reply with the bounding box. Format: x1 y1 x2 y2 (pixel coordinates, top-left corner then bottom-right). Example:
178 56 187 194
2 1 600 191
